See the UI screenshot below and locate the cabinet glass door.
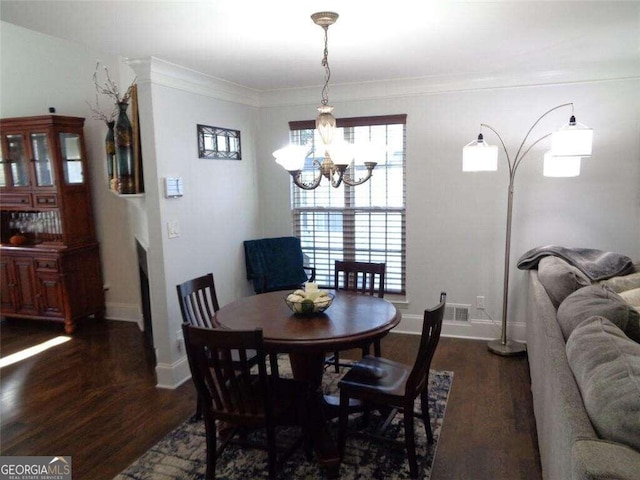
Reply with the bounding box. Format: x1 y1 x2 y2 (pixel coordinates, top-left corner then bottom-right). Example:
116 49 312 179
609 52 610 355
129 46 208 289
5 134 30 187
59 133 84 184
30 133 54 187
0 142 6 187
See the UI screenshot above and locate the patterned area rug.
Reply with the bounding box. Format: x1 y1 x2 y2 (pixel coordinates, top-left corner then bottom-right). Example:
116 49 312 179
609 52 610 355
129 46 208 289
115 359 453 480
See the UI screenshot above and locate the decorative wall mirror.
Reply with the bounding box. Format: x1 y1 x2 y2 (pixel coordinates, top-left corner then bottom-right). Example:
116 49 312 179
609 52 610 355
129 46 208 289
197 124 241 160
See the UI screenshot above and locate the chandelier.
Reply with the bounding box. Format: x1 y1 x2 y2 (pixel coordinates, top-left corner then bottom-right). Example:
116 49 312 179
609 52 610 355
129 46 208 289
273 11 377 190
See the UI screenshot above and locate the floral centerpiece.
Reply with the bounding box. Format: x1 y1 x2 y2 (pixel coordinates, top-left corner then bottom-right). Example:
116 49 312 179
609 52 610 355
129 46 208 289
285 282 334 314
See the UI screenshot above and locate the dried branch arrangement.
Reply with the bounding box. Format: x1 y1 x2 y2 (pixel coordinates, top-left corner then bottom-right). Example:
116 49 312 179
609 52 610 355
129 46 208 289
86 92 116 123
87 61 136 122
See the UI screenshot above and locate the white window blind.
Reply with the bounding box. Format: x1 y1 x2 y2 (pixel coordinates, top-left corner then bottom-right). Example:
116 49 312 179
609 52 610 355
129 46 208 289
289 114 407 294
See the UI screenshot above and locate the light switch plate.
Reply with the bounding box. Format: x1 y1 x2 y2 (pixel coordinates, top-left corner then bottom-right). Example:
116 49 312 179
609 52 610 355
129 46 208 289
167 220 180 239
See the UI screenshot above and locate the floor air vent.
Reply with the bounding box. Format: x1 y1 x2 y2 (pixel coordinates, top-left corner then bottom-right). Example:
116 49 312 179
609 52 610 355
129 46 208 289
444 304 471 322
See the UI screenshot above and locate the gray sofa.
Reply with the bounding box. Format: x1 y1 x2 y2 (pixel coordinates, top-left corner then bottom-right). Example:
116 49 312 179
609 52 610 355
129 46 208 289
526 264 640 480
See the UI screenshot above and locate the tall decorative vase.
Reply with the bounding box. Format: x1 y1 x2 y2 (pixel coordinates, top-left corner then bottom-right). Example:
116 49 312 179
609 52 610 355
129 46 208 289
105 121 116 191
115 102 135 194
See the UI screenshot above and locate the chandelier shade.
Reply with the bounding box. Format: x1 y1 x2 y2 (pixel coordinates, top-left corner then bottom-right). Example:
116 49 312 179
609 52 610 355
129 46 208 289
462 134 499 171
273 145 308 171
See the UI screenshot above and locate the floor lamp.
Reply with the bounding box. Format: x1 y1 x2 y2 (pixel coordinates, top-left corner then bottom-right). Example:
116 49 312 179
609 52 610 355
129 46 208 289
462 103 593 356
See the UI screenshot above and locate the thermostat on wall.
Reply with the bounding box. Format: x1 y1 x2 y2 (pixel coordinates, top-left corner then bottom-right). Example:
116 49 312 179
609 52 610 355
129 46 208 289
164 177 184 198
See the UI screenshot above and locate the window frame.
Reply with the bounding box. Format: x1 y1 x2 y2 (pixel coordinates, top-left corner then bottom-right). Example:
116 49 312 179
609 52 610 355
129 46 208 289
288 114 407 294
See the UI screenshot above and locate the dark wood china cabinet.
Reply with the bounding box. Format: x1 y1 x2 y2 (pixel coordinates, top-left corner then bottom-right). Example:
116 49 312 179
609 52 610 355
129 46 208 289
0 115 104 333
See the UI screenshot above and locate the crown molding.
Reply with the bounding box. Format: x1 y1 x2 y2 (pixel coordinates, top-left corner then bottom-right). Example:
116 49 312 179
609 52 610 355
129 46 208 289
259 64 640 108
125 57 261 107
124 57 639 110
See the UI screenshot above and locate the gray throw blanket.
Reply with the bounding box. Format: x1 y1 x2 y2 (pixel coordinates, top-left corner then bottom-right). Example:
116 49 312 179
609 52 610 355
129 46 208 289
517 245 635 281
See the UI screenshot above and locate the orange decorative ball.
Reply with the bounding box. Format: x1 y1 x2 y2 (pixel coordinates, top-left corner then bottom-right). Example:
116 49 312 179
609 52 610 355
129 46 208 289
9 234 28 246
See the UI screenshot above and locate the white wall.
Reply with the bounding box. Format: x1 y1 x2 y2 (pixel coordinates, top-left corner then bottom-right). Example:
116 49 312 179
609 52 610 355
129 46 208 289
258 78 640 339
126 58 261 387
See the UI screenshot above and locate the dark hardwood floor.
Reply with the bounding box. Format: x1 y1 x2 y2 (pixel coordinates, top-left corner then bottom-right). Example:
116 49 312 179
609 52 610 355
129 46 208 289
0 318 541 479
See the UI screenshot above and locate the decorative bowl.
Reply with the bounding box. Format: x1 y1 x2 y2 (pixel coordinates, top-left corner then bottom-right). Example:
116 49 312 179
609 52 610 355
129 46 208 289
285 291 334 315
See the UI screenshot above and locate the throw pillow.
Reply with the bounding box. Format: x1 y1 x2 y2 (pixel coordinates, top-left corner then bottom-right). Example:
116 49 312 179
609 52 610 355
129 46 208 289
566 317 640 452
538 256 591 308
557 284 640 343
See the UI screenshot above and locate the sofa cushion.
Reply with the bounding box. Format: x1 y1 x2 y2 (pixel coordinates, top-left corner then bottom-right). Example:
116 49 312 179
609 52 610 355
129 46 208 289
566 317 640 452
620 288 640 315
538 256 591 308
557 284 640 343
573 439 640 480
599 272 640 294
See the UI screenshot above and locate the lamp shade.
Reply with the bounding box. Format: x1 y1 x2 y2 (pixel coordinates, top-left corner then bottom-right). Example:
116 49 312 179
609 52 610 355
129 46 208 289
551 117 593 157
462 135 499 171
273 145 308 171
543 151 581 177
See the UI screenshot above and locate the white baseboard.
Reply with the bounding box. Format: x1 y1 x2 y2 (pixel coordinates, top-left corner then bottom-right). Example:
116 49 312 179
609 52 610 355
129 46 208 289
394 313 527 343
155 356 191 389
105 302 143 330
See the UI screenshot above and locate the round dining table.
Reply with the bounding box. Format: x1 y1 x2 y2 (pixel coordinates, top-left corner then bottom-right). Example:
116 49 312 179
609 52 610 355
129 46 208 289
214 289 401 477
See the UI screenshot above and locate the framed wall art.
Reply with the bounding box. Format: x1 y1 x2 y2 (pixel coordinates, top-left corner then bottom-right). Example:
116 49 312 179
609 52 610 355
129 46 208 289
197 124 241 160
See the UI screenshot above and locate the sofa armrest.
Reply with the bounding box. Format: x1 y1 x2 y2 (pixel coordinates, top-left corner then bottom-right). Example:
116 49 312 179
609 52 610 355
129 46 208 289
573 439 640 480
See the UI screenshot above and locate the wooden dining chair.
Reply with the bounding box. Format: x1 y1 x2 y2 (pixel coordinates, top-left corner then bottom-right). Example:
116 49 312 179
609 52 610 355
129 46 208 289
176 273 277 419
182 324 309 480
325 260 386 372
337 293 446 478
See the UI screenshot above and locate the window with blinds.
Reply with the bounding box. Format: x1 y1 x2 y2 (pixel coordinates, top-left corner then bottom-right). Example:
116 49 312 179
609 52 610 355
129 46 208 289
288 114 406 294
